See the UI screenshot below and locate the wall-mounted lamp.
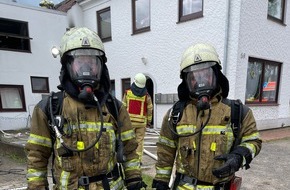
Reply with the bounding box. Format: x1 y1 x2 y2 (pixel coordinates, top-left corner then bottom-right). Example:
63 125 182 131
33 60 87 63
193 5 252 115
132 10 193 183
51 46 60 58
141 56 147 65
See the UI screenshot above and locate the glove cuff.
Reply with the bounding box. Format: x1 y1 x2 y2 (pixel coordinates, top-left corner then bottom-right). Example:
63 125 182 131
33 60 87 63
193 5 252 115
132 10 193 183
231 146 252 169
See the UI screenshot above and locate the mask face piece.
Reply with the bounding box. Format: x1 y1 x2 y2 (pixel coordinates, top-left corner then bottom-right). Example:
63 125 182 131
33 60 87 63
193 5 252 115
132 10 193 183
66 49 103 90
184 62 217 100
71 55 101 79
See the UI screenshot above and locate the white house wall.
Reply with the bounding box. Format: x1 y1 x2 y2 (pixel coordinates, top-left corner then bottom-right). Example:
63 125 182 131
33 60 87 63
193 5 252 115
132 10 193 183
0 1 67 130
78 0 290 130
236 1 290 130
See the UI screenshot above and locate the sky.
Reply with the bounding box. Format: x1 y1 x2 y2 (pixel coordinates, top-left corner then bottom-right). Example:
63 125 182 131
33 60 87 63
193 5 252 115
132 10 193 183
15 0 63 7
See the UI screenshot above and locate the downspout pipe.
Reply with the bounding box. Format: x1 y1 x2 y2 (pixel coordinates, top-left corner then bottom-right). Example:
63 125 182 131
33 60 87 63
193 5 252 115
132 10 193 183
223 0 231 76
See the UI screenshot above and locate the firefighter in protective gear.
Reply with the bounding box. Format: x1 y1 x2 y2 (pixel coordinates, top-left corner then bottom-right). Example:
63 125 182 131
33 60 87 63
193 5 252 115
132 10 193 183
25 27 146 190
152 43 262 190
122 73 153 162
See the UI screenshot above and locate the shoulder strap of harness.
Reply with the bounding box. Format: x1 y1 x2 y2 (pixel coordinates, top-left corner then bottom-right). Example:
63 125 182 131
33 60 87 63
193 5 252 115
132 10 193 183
45 91 64 139
230 99 242 138
50 91 64 116
105 93 122 122
171 100 187 128
230 99 243 150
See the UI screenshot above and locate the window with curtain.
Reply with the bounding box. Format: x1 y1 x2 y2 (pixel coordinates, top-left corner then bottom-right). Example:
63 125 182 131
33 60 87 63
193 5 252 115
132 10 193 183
0 85 26 112
0 18 31 52
245 58 281 105
97 7 112 42
132 0 150 34
178 0 203 22
268 0 286 23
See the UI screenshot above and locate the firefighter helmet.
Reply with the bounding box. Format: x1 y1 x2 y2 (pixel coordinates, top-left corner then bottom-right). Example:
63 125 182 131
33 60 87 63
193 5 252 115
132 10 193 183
180 43 221 77
59 27 106 62
134 73 146 88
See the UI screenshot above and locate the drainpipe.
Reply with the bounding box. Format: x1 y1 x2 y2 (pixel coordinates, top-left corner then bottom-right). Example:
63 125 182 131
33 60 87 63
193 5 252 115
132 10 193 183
223 0 231 76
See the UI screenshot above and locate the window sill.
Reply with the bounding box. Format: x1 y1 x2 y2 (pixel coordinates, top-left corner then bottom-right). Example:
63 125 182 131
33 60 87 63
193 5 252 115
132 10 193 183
246 102 279 107
131 27 151 36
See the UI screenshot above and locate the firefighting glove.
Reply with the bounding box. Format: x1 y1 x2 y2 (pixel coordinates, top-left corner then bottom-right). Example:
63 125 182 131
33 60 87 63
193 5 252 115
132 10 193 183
126 177 147 190
212 153 242 178
152 179 170 190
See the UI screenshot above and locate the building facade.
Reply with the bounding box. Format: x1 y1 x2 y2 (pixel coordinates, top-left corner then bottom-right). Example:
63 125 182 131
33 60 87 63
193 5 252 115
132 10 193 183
71 0 290 130
1 0 289 131
0 0 67 130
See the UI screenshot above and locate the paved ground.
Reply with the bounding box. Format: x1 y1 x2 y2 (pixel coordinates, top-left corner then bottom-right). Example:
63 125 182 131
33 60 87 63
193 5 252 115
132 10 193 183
236 138 290 190
0 127 290 190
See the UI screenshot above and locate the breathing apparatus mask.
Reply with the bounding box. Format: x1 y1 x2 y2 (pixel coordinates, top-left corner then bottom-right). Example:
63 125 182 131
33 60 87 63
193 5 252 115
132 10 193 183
184 61 217 110
65 49 103 101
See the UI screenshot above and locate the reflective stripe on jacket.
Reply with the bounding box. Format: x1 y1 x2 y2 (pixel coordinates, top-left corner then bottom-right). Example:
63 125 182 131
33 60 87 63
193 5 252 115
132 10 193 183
25 93 141 190
123 89 153 126
154 96 262 185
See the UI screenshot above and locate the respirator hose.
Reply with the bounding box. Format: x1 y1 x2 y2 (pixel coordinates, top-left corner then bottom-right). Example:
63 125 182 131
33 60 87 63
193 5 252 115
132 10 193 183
49 93 104 152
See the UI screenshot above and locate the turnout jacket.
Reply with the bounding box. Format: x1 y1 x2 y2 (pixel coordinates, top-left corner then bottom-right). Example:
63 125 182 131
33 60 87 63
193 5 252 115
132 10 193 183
122 89 153 128
25 93 141 190
154 96 262 185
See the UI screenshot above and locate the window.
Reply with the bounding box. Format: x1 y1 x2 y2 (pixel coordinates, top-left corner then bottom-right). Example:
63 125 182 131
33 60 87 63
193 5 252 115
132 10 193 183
132 0 150 34
245 58 281 105
178 0 203 22
122 78 131 97
0 18 31 52
97 7 112 42
0 85 26 112
31 76 49 93
268 0 286 23
110 80 115 96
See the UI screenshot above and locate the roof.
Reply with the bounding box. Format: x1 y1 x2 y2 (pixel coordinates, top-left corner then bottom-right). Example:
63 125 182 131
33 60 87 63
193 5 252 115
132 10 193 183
55 0 76 12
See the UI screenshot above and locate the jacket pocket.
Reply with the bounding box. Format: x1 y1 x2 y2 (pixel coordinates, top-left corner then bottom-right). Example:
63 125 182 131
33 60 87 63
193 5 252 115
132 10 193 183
61 157 76 172
178 136 196 175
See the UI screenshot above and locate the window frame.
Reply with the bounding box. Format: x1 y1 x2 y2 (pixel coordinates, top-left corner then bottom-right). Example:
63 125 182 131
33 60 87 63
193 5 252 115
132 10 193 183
122 78 131 97
178 0 203 23
245 57 281 105
30 76 50 93
97 7 112 42
267 0 286 24
0 84 26 112
110 80 115 96
0 17 32 52
132 0 151 34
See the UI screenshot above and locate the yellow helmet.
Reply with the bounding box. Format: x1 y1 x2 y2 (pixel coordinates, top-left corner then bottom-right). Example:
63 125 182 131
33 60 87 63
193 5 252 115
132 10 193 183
180 43 221 77
59 27 106 62
134 73 146 88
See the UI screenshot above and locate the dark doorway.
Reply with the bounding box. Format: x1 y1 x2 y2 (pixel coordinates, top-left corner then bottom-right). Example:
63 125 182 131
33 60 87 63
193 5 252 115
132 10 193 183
145 77 154 126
